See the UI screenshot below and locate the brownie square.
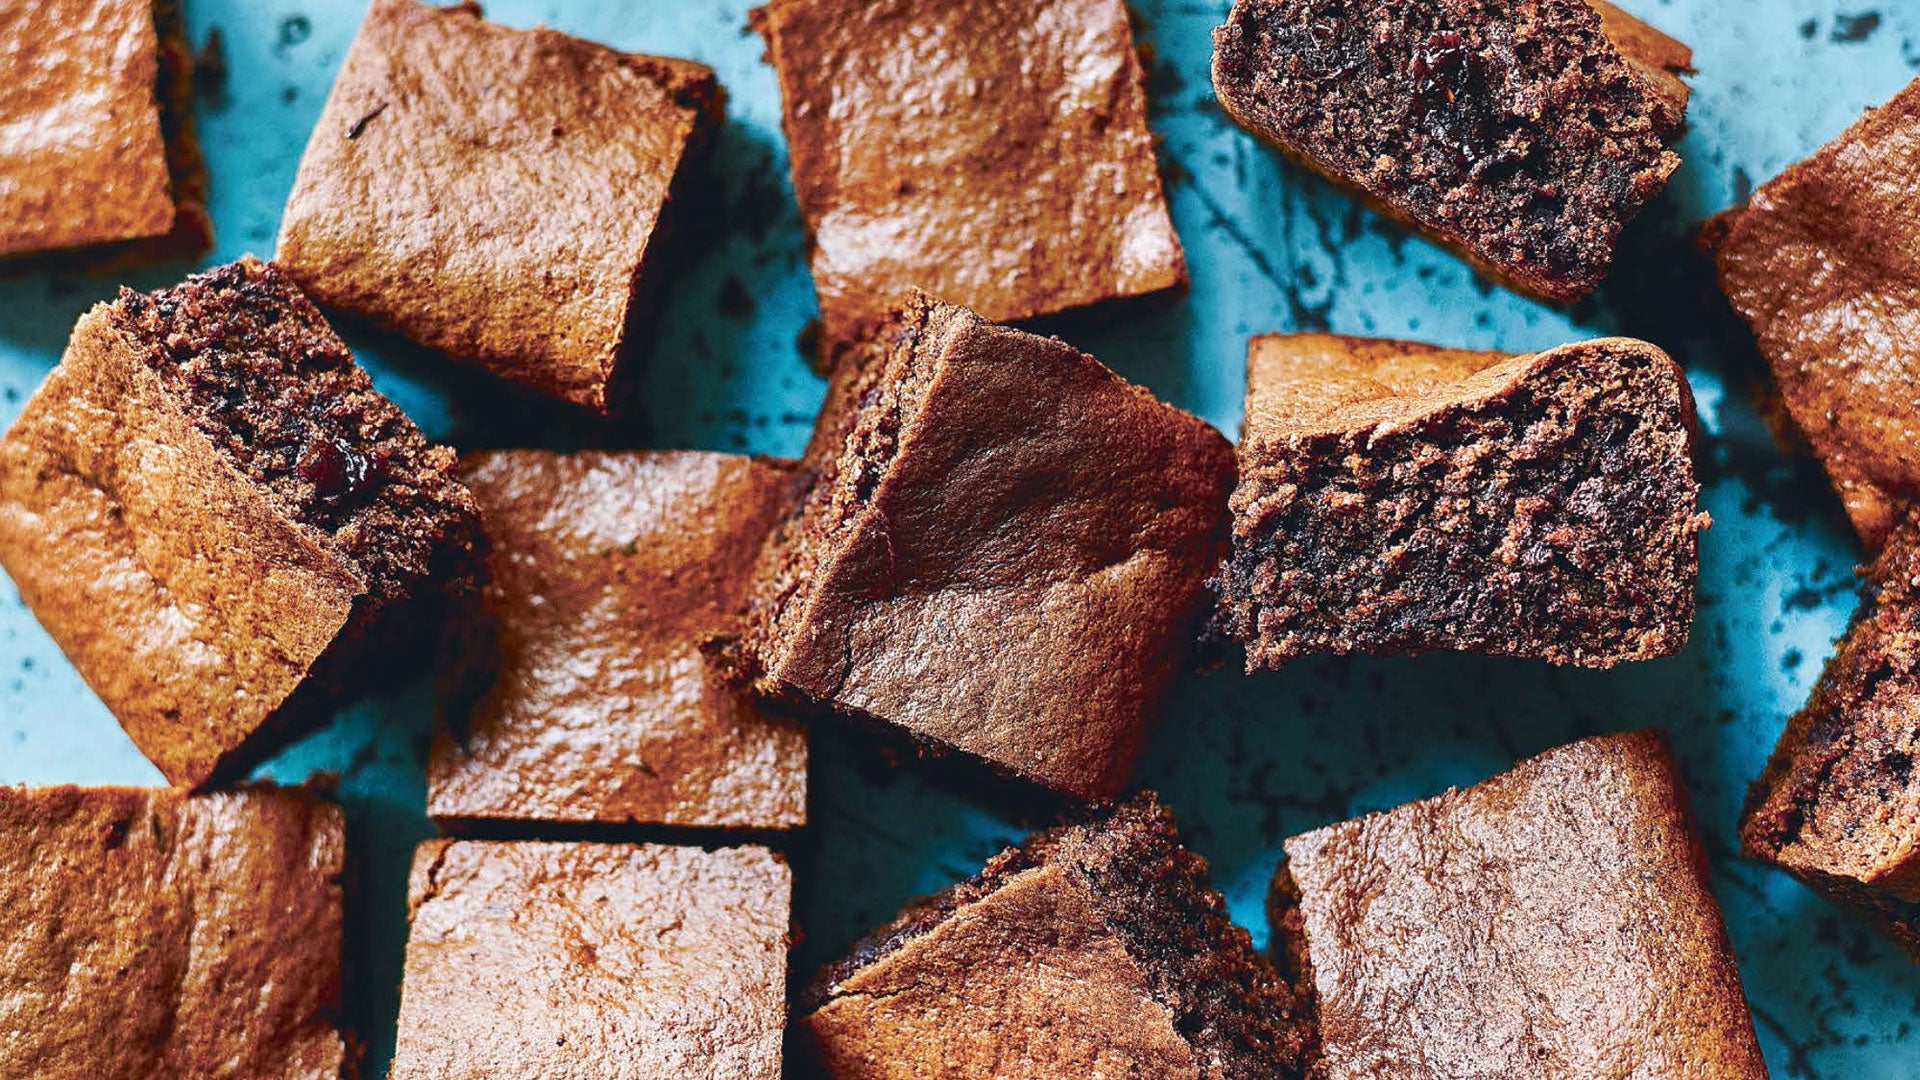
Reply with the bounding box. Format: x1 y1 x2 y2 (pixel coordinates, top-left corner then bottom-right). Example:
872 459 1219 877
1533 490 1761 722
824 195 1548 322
1211 0 1689 303
1271 732 1767 1080
1709 75 1920 551
1743 509 1920 951
797 795 1310 1079
1216 332 1706 670
390 840 789 1080
0 0 209 262
276 0 721 412
0 258 483 787
429 450 807 832
733 293 1234 799
752 0 1186 345
0 783 345 1079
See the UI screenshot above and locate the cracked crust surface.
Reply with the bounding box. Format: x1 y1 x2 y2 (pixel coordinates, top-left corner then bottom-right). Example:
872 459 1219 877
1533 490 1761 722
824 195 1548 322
1273 732 1767 1080
1741 511 1920 950
392 840 789 1080
276 0 721 411
0 0 210 260
752 0 1186 344
1709 74 1920 552
428 450 807 830
798 795 1310 1079
733 293 1235 799
0 784 346 1080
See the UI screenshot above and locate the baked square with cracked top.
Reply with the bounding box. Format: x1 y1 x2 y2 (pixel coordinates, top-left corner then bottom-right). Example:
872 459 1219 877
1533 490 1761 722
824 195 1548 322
276 0 721 412
430 450 807 832
0 783 345 1080
390 840 789 1080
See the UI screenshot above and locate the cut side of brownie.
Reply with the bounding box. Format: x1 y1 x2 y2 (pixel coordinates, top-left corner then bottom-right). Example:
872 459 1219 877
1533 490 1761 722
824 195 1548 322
741 296 960 678
799 795 1311 1079
145 0 212 258
1269 732 1768 1080
1742 509 1920 951
0 257 481 787
1217 333 1706 669
730 292 1235 799
1210 0 1688 303
111 258 483 639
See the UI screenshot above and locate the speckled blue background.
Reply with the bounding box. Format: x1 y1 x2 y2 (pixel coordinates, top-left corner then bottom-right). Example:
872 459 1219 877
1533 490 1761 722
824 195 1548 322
2 1 1917 1076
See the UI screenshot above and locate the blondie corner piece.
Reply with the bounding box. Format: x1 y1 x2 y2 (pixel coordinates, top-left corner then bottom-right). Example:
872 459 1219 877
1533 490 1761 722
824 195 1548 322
0 258 483 787
1742 510 1920 952
1216 333 1706 670
430 450 807 832
734 292 1234 799
797 794 1311 1080
1709 74 1920 552
0 784 345 1080
276 0 722 412
1210 0 1689 304
391 840 789 1080
0 0 210 262
1272 732 1768 1080
752 0 1185 345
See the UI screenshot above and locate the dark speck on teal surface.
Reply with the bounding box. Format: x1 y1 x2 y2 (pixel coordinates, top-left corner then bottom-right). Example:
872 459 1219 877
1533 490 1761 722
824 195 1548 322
1 1 1917 1077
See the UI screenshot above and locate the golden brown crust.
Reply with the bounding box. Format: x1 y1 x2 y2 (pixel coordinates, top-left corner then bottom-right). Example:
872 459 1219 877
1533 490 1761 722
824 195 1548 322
741 294 1235 799
0 784 346 1080
0 0 206 259
276 0 720 412
800 795 1309 1079
429 450 807 830
0 303 362 787
1710 75 1920 552
1276 732 1768 1080
1243 333 1516 436
752 0 1186 345
799 865 1203 1080
390 840 789 1080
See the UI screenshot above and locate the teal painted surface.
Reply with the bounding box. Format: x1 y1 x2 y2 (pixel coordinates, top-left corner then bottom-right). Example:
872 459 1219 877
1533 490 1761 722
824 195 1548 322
2 1 1917 1076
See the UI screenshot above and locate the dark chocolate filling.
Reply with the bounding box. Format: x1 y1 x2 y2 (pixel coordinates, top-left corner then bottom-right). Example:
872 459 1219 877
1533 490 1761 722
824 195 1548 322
1743 514 1920 930
1219 344 1700 667
1213 0 1678 297
806 797 1313 1079
111 260 480 626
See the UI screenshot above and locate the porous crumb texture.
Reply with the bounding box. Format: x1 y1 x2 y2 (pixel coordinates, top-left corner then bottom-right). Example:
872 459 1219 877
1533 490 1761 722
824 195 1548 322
111 258 482 628
807 796 1313 1078
736 294 959 693
1262 864 1324 1076
1211 0 1681 302
1220 339 1704 669
1742 511 1920 950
